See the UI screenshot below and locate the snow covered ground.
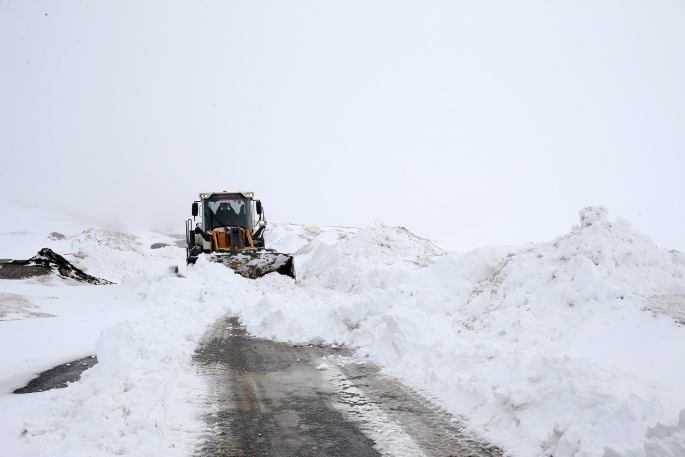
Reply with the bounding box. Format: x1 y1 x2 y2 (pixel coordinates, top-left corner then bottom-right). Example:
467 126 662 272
1 197 684 456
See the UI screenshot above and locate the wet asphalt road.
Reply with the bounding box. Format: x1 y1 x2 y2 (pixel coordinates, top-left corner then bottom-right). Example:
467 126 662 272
193 317 503 457
194 317 379 456
13 356 98 394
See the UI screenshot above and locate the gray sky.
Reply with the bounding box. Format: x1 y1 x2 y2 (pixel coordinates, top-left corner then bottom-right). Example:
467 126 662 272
1 1 683 252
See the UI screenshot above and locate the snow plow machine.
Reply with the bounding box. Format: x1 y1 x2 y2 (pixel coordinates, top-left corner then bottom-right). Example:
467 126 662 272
185 191 295 279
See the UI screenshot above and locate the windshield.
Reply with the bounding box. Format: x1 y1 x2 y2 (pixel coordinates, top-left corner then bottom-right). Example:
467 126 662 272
203 195 253 229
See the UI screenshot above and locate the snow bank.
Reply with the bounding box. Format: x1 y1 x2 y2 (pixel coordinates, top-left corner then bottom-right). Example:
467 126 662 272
242 210 685 456
643 410 685 457
466 206 684 326
1 249 264 456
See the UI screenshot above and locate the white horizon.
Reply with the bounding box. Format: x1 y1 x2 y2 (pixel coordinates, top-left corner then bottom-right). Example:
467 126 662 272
1 1 683 253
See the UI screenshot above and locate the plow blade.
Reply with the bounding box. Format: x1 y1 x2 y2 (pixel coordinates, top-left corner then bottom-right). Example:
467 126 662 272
206 249 295 279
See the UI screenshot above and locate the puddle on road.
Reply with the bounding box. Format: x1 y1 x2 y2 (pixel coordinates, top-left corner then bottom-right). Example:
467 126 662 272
193 317 504 457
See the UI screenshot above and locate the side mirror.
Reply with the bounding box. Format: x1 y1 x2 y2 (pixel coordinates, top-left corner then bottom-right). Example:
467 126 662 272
255 201 262 215
191 202 199 217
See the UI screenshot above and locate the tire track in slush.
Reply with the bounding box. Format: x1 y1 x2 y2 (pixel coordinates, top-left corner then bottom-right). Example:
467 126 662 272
193 317 504 457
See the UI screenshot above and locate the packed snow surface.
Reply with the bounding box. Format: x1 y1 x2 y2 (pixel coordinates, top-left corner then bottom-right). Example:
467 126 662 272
1 198 684 456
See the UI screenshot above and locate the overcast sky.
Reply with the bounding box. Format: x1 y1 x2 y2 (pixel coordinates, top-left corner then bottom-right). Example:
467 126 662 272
1 1 683 252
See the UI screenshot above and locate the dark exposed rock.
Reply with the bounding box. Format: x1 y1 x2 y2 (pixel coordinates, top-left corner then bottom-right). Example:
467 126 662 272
0 262 50 279
0 248 113 284
48 232 65 240
150 242 172 249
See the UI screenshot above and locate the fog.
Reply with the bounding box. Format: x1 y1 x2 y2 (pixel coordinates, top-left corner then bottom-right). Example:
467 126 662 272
1 1 683 252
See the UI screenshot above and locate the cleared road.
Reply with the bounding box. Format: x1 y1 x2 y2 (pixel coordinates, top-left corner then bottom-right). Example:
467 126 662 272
194 317 503 457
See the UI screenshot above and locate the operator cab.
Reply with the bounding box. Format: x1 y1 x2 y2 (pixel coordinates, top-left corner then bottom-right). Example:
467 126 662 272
204 194 253 230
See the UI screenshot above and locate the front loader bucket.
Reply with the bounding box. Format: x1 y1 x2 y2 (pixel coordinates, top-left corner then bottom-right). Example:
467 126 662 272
207 249 295 279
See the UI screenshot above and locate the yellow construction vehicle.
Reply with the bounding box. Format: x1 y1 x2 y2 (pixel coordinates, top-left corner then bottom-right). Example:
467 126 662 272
185 191 295 279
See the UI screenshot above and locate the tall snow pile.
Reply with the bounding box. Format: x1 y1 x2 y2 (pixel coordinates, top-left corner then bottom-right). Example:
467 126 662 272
467 206 684 320
244 208 685 456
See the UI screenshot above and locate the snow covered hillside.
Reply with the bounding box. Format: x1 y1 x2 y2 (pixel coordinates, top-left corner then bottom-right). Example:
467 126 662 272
1 199 684 456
